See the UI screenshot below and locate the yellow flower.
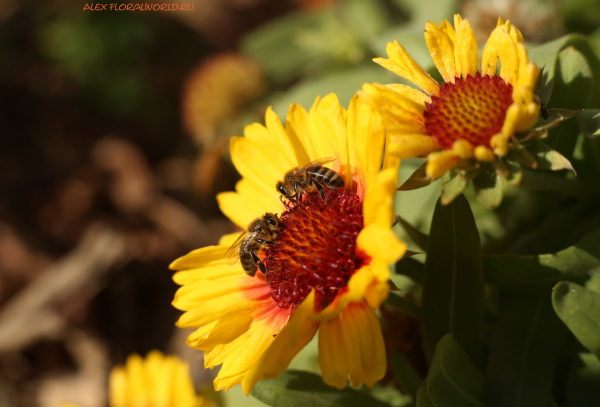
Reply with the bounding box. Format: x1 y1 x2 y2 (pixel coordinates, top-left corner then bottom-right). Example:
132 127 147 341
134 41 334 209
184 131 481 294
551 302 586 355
361 15 540 180
170 94 406 394
109 350 213 407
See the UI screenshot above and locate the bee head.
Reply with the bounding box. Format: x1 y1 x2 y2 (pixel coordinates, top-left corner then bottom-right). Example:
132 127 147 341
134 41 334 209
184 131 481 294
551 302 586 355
276 181 290 197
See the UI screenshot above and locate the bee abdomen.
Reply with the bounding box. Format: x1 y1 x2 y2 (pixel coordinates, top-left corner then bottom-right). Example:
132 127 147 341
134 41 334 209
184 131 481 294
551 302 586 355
240 253 257 276
311 166 345 188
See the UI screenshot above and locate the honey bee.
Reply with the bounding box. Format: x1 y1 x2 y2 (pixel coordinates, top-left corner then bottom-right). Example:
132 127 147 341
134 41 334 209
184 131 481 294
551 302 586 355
226 213 286 277
276 158 345 203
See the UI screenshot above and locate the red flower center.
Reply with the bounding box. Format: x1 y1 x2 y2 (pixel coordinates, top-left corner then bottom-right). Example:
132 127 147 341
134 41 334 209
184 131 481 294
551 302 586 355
424 73 513 150
264 190 365 309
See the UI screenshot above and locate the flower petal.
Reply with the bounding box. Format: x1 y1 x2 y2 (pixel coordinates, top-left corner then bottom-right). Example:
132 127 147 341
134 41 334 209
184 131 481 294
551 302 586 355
241 291 319 395
455 17 478 78
347 95 385 197
318 301 387 389
481 24 519 85
388 134 440 159
373 40 440 96
425 21 457 83
358 225 406 265
425 150 460 178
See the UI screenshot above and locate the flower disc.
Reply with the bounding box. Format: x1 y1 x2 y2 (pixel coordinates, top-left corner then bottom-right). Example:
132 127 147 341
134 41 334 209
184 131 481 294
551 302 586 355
264 191 366 309
424 73 513 149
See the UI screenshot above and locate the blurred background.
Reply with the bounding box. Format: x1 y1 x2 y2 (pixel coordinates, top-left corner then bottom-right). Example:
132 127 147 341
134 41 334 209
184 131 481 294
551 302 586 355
1 0 599 406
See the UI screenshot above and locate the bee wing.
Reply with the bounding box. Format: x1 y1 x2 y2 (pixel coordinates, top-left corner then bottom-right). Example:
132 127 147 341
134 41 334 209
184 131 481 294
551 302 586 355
288 157 336 179
226 229 258 266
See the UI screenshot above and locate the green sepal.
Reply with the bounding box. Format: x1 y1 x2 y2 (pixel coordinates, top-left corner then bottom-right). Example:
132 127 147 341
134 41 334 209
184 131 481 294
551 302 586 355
398 161 433 191
505 161 523 186
472 169 504 209
526 139 576 173
440 168 467 205
576 109 600 139
507 145 538 169
552 282 600 358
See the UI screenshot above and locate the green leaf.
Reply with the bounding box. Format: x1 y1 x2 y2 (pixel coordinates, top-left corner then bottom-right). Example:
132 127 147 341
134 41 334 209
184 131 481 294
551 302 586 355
484 227 600 290
426 334 485 407
545 46 593 160
399 218 429 251
485 292 569 407
241 10 331 83
520 169 586 197
440 169 467 205
553 282 600 358
531 108 582 132
386 293 422 320
576 109 600 138
472 170 504 209
565 351 600 407
398 162 434 191
416 381 435 407
389 0 457 31
526 139 575 173
251 370 391 407
528 35 600 107
393 352 423 400
270 63 393 118
395 257 425 285
422 195 484 366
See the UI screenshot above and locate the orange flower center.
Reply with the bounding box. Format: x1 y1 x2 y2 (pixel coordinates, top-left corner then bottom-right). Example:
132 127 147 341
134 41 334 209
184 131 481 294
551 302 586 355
424 73 513 149
264 191 366 309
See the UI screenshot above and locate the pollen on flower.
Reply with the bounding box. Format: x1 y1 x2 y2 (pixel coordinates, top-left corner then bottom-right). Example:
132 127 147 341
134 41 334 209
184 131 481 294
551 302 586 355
424 73 513 150
264 190 366 309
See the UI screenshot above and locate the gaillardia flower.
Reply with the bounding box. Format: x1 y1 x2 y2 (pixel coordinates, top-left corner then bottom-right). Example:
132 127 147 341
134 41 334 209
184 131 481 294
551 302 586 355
170 94 406 394
109 350 213 407
361 15 572 207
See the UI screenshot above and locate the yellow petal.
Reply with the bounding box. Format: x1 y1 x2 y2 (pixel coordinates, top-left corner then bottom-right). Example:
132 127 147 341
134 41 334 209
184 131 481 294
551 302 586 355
455 18 478 78
425 21 457 83
241 291 319 395
209 300 291 390
318 301 386 389
425 150 460 178
491 134 509 156
170 244 228 271
360 83 426 128
501 103 520 136
474 145 495 161
358 225 407 265
347 95 384 196
284 103 314 165
195 307 254 349
481 25 519 85
388 134 440 159
362 167 398 229
385 84 431 105
374 40 440 96
452 139 474 159
309 94 349 177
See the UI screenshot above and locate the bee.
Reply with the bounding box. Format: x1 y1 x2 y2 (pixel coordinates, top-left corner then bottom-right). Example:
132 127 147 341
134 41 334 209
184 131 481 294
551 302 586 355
276 158 345 203
226 213 286 277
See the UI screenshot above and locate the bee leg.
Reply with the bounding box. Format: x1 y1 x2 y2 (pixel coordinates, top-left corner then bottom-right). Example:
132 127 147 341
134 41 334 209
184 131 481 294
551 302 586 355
251 251 267 274
255 238 275 245
313 180 326 200
250 251 266 275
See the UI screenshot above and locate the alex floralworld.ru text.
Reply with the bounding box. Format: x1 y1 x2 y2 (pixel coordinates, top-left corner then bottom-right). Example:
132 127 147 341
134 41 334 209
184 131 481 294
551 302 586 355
83 3 194 11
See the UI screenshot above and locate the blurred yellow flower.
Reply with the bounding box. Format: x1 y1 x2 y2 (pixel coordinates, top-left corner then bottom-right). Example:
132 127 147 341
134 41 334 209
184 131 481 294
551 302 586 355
109 350 212 407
